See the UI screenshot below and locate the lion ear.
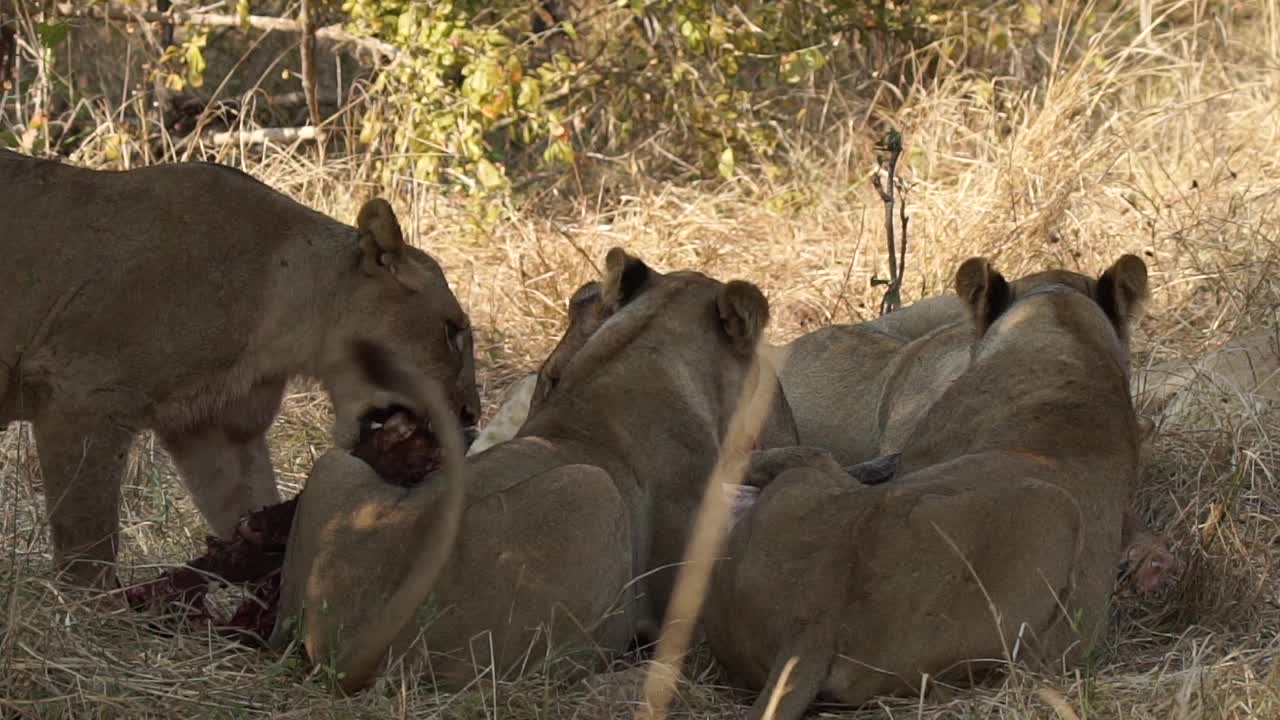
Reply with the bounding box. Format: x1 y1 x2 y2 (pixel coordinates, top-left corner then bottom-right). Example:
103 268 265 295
357 198 406 276
567 280 601 322
600 247 652 313
717 280 770 356
1095 254 1149 341
954 256 1011 336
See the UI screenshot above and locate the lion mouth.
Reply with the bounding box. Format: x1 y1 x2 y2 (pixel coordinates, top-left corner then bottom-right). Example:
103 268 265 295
357 404 427 441
352 405 445 487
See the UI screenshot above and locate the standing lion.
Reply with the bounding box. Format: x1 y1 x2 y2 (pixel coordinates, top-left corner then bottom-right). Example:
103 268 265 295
0 150 480 589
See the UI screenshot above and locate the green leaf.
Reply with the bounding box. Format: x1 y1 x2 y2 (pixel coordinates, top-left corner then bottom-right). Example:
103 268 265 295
35 21 68 49
543 138 575 165
397 8 419 40
1023 1 1043 29
414 155 440 181
800 47 827 71
516 77 541 109
185 38 208 88
708 16 728 45
717 146 734 180
237 0 251 30
474 158 507 189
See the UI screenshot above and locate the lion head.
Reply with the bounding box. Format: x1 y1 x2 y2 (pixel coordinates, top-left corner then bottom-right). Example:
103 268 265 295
957 253 1149 369
318 198 481 452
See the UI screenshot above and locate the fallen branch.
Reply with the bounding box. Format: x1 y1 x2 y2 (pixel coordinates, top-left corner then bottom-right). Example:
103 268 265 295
53 2 400 60
211 125 324 145
176 89 340 112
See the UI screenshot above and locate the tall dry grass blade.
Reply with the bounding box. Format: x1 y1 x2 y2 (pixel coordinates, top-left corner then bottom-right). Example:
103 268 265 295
635 344 779 720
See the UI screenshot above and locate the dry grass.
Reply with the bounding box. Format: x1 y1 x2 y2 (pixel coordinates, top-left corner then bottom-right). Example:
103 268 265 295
4 0 1280 717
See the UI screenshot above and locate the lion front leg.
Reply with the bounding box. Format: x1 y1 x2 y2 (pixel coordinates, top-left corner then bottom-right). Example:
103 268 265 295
161 429 282 539
159 380 285 539
32 408 136 589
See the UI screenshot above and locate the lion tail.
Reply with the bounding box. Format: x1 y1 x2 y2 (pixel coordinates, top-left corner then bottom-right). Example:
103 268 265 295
746 628 833 720
334 374 469 695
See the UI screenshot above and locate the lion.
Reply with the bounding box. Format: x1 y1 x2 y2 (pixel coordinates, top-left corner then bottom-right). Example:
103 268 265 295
772 268 1143 467
0 149 480 589
703 254 1150 719
270 247 778 693
769 266 1179 590
468 278 799 461
1134 325 1280 423
464 280 605 456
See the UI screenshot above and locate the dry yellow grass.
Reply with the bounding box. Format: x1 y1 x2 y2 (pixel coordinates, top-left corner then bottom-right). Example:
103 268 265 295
3 1 1280 717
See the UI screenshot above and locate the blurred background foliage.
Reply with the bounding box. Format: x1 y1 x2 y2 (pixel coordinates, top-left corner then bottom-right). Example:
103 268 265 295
3 0 1096 196
337 0 1050 190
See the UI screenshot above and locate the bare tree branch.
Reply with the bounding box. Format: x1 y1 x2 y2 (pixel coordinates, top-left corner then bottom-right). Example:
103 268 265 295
210 125 325 145
298 0 322 127
52 2 400 60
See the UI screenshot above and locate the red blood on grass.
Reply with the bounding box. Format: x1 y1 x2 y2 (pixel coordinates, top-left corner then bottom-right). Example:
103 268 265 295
125 499 298 645
127 410 441 643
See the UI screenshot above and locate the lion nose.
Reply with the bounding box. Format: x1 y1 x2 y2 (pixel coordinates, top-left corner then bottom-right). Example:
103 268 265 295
459 401 479 428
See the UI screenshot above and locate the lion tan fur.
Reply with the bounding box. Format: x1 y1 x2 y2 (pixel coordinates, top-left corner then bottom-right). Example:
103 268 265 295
0 149 480 588
271 248 776 692
774 269 1135 468
1134 326 1280 423
704 255 1150 719
468 278 800 454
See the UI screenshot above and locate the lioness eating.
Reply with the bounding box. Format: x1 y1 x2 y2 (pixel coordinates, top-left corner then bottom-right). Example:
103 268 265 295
0 150 480 588
468 277 800 460
465 280 605 456
477 270 1175 587
704 254 1149 719
271 248 779 693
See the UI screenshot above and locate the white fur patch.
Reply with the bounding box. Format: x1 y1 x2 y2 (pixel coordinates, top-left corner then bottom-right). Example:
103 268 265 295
724 483 759 530
468 374 537 456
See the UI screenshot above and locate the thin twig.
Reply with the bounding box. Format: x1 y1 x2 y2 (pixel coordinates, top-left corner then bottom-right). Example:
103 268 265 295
871 128 908 315
298 0 321 128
